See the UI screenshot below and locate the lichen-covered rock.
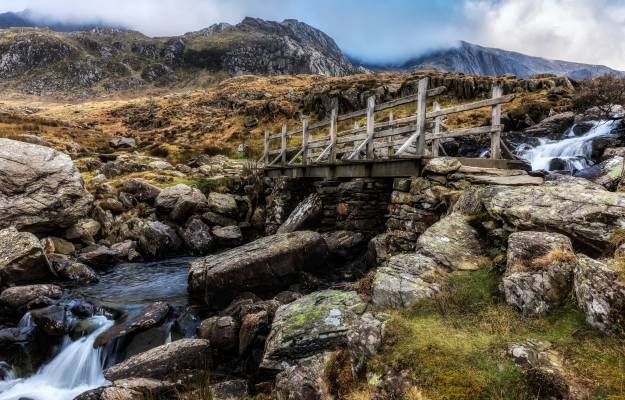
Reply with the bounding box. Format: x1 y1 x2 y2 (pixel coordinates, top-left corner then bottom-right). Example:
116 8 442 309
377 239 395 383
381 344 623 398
416 214 484 271
277 193 322 233
0 227 55 285
181 218 214 254
260 290 368 371
423 157 462 175
0 284 62 315
0 139 93 231
482 181 625 253
372 253 447 308
206 192 238 217
104 338 211 381
574 255 625 334
188 231 328 308
574 156 624 190
155 184 207 222
503 232 576 316
274 352 334 400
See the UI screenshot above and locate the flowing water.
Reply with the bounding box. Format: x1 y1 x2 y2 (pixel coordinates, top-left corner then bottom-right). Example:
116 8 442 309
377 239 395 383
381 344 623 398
0 257 195 400
518 120 619 171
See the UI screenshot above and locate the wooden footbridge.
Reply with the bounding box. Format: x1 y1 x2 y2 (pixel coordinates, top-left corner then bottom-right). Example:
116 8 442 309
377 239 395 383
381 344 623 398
260 77 527 178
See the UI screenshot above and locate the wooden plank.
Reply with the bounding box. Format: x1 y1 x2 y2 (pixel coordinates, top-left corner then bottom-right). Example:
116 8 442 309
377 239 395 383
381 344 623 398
302 118 309 165
397 78 428 155
280 124 287 165
427 94 514 119
490 86 503 159
329 108 338 163
432 102 441 157
315 143 332 162
373 86 445 112
425 125 501 141
366 96 376 159
263 130 270 163
347 139 368 160
337 133 367 145
288 148 304 165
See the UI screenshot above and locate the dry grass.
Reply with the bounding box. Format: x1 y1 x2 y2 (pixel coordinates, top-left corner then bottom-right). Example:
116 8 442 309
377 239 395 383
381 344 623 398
534 248 578 267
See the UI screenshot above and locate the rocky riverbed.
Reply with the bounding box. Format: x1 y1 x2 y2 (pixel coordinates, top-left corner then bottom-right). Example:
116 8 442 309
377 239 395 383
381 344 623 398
1 106 625 399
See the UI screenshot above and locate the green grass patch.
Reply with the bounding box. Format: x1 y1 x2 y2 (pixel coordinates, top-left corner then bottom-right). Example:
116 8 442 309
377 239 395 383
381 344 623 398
367 269 625 399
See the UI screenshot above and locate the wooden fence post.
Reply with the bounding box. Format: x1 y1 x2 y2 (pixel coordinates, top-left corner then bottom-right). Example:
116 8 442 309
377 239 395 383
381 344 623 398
490 85 503 159
263 130 269 164
366 96 376 159
329 107 338 163
432 101 441 157
301 118 309 165
281 124 287 165
415 78 428 156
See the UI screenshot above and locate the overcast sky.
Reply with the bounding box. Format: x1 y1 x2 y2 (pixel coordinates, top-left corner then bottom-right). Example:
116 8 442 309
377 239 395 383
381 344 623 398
3 0 625 69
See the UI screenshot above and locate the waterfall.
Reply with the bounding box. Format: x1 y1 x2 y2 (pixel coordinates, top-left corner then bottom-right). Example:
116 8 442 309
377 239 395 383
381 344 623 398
0 316 114 400
518 120 619 171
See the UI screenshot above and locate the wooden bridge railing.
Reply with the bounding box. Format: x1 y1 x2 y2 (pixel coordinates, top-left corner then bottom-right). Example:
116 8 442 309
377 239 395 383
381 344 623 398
260 77 514 167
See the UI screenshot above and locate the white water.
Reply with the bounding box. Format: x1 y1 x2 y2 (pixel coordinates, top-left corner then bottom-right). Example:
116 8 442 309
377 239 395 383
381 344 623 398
0 316 114 400
518 120 619 171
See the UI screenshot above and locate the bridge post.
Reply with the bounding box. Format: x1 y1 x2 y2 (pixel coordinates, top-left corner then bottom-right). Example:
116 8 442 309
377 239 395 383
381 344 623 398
301 118 309 165
432 101 441 157
366 96 376 159
490 85 503 159
263 130 269 164
281 124 287 165
329 107 338 163
415 77 428 156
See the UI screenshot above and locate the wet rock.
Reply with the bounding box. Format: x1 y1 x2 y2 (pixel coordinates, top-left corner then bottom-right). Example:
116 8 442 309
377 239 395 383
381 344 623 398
423 157 462 174
123 219 182 258
95 301 171 347
503 232 576 316
55 260 97 284
260 290 368 371
274 352 333 400
574 156 624 190
207 192 238 217
64 218 101 243
0 139 93 231
277 193 322 233
181 218 214 254
239 310 269 355
70 301 95 318
103 338 211 381
197 316 238 354
155 184 207 222
78 244 121 268
574 255 625 334
509 340 586 399
210 379 249 400
0 284 62 315
416 214 484 271
212 225 243 247
372 253 447 308
111 240 142 262
31 305 66 336
523 111 575 139
0 227 55 285
189 231 329 308
121 179 161 203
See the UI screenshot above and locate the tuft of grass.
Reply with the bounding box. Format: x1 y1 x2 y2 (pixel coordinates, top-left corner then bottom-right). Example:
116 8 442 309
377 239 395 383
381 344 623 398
610 229 625 248
534 248 577 267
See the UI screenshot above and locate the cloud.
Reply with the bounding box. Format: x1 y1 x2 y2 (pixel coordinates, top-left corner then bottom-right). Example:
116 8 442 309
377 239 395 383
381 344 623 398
464 0 625 69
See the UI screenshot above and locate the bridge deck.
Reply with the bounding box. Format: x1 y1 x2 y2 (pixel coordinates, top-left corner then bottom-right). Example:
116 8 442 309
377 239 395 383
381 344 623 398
263 157 529 178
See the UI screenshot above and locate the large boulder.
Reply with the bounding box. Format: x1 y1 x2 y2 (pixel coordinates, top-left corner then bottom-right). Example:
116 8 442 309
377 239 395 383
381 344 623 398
503 232 577 316
0 138 93 231
0 284 62 315
482 181 625 253
0 227 55 285
95 302 171 347
206 192 238 218
574 255 625 334
104 338 211 381
277 193 322 233
372 253 447 308
188 231 329 308
416 214 484 271
155 184 207 222
260 290 369 371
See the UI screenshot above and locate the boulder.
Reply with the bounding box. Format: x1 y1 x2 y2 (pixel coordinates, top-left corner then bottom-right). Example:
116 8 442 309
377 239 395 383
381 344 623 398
201 211 237 227
210 379 249 400
206 192 238 217
423 157 462 175
0 139 93 231
197 316 238 354
574 255 625 334
41 237 75 255
54 260 97 284
181 218 214 254
211 225 243 247
188 231 329 308
322 230 366 260
111 240 142 262
274 352 333 400
522 112 575 139
123 219 182 258
277 193 322 233
148 160 174 171
0 227 55 285
0 284 62 315
31 305 66 336
416 214 484 271
372 253 447 308
121 179 161 203
103 338 211 381
78 244 121 268
503 232 576 316
64 218 101 243
238 310 269 355
110 137 137 149
260 290 368 371
574 156 624 190
367 233 391 266
482 181 625 253
95 301 171 347
155 184 207 222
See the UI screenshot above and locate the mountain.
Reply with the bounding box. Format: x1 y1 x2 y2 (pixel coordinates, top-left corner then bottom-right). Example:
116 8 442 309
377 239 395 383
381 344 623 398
372 41 622 79
0 17 359 96
0 10 122 32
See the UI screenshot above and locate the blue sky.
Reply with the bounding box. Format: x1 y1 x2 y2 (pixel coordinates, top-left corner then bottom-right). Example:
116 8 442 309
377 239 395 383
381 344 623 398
3 0 625 69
